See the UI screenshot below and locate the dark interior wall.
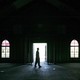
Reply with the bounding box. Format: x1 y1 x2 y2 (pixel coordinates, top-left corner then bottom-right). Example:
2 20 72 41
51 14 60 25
24 35 69 64
10 35 53 64
23 36 56 63
24 37 33 63
11 35 25 63
54 36 69 63
11 33 80 64
47 38 55 63
1 33 80 64
24 37 29 63
0 25 80 64
54 35 80 63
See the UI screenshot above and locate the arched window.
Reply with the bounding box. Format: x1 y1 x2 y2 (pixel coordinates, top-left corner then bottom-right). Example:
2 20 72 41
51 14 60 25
1 40 10 58
70 39 79 58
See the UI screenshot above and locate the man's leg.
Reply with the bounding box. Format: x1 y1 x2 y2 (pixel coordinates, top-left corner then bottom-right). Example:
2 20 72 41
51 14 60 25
35 61 37 67
38 60 41 68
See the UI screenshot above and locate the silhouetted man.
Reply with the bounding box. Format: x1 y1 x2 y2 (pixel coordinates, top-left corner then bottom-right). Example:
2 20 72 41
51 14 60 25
35 48 41 68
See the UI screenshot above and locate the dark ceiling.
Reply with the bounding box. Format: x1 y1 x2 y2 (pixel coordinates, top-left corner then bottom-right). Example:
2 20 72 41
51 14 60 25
0 0 80 35
0 0 80 16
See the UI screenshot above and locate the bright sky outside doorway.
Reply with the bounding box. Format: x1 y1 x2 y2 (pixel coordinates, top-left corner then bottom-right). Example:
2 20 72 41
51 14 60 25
33 43 47 62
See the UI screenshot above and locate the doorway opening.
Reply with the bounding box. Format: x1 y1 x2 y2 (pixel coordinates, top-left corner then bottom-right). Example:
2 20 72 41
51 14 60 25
33 43 47 63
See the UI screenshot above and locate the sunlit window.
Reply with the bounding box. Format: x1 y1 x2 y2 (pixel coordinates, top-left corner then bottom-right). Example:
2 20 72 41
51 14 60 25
1 40 10 58
70 39 79 58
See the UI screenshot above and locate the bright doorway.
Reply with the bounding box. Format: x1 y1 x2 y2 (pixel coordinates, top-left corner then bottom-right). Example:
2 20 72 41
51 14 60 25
33 43 47 63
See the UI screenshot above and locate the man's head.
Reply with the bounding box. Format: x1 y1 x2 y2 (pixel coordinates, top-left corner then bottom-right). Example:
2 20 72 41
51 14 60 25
37 48 39 51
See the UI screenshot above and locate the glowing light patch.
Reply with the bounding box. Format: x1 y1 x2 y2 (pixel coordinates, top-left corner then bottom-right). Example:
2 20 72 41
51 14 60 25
0 71 4 72
33 43 47 62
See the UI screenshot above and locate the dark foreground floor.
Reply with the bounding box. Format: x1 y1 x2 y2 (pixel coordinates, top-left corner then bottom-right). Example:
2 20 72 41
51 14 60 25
0 62 80 80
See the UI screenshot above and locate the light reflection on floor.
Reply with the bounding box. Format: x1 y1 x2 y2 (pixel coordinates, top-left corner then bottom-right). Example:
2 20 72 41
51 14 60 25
0 63 80 80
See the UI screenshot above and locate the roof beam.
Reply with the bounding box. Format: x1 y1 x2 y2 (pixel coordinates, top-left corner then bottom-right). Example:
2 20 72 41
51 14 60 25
13 0 32 9
46 0 79 16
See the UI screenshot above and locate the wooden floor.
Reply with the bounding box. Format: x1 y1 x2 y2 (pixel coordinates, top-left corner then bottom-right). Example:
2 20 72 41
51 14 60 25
0 62 80 80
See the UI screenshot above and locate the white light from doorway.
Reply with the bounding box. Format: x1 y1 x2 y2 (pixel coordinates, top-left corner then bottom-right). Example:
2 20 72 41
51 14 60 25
33 43 47 62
